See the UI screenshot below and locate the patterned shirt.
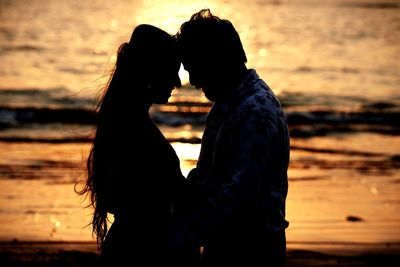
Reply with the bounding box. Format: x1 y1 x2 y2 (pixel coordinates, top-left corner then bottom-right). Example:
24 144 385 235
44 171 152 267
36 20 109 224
186 69 290 243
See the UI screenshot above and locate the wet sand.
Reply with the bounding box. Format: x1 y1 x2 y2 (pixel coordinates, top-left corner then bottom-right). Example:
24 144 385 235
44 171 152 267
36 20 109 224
0 241 399 267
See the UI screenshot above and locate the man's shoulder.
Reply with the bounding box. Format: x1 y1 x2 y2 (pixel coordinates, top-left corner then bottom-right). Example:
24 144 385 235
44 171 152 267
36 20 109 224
239 79 281 114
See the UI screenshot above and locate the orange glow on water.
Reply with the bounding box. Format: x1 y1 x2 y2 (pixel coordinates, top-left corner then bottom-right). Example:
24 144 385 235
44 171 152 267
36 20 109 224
158 105 211 113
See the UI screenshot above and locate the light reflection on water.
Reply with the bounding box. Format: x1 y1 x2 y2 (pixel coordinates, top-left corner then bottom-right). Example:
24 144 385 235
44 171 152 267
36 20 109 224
1 134 399 246
1 0 399 99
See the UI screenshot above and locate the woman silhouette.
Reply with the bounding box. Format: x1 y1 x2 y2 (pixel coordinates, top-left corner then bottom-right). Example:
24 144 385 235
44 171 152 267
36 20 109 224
76 24 186 265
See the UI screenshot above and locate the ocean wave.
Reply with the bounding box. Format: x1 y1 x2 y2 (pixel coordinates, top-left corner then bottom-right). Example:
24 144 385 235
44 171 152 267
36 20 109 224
0 160 80 181
0 107 95 127
290 156 400 175
0 136 202 145
0 27 14 41
290 145 395 158
0 44 46 53
0 105 399 137
0 88 96 110
340 2 400 9
0 90 399 137
295 66 360 74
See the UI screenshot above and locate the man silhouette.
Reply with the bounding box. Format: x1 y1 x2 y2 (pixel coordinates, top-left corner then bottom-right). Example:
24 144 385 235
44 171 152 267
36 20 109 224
174 9 290 266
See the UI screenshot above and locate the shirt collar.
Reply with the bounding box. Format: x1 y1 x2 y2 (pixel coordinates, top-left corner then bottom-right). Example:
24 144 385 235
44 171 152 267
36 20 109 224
235 69 259 96
214 69 259 112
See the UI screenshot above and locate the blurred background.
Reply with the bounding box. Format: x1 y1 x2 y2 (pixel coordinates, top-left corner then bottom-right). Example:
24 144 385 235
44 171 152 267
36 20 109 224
0 0 399 255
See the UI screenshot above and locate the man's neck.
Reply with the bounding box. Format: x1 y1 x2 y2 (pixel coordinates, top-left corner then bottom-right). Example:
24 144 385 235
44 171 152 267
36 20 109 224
232 65 249 88
218 65 248 101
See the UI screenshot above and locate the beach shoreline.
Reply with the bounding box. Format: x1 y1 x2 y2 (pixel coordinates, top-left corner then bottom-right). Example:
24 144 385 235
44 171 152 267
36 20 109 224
0 240 399 267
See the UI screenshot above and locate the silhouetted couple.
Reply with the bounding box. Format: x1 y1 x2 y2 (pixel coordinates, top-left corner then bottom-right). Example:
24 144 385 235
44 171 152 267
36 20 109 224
77 9 289 267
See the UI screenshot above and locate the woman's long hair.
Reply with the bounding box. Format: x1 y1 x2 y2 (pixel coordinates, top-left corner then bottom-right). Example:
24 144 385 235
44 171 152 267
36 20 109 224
75 24 178 251
75 41 133 250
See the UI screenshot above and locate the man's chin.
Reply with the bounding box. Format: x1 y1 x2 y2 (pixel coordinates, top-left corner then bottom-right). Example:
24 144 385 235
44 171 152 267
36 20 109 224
203 90 216 102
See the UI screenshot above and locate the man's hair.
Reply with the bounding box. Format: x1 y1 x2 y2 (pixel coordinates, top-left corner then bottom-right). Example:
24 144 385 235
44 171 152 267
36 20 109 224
176 9 247 64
